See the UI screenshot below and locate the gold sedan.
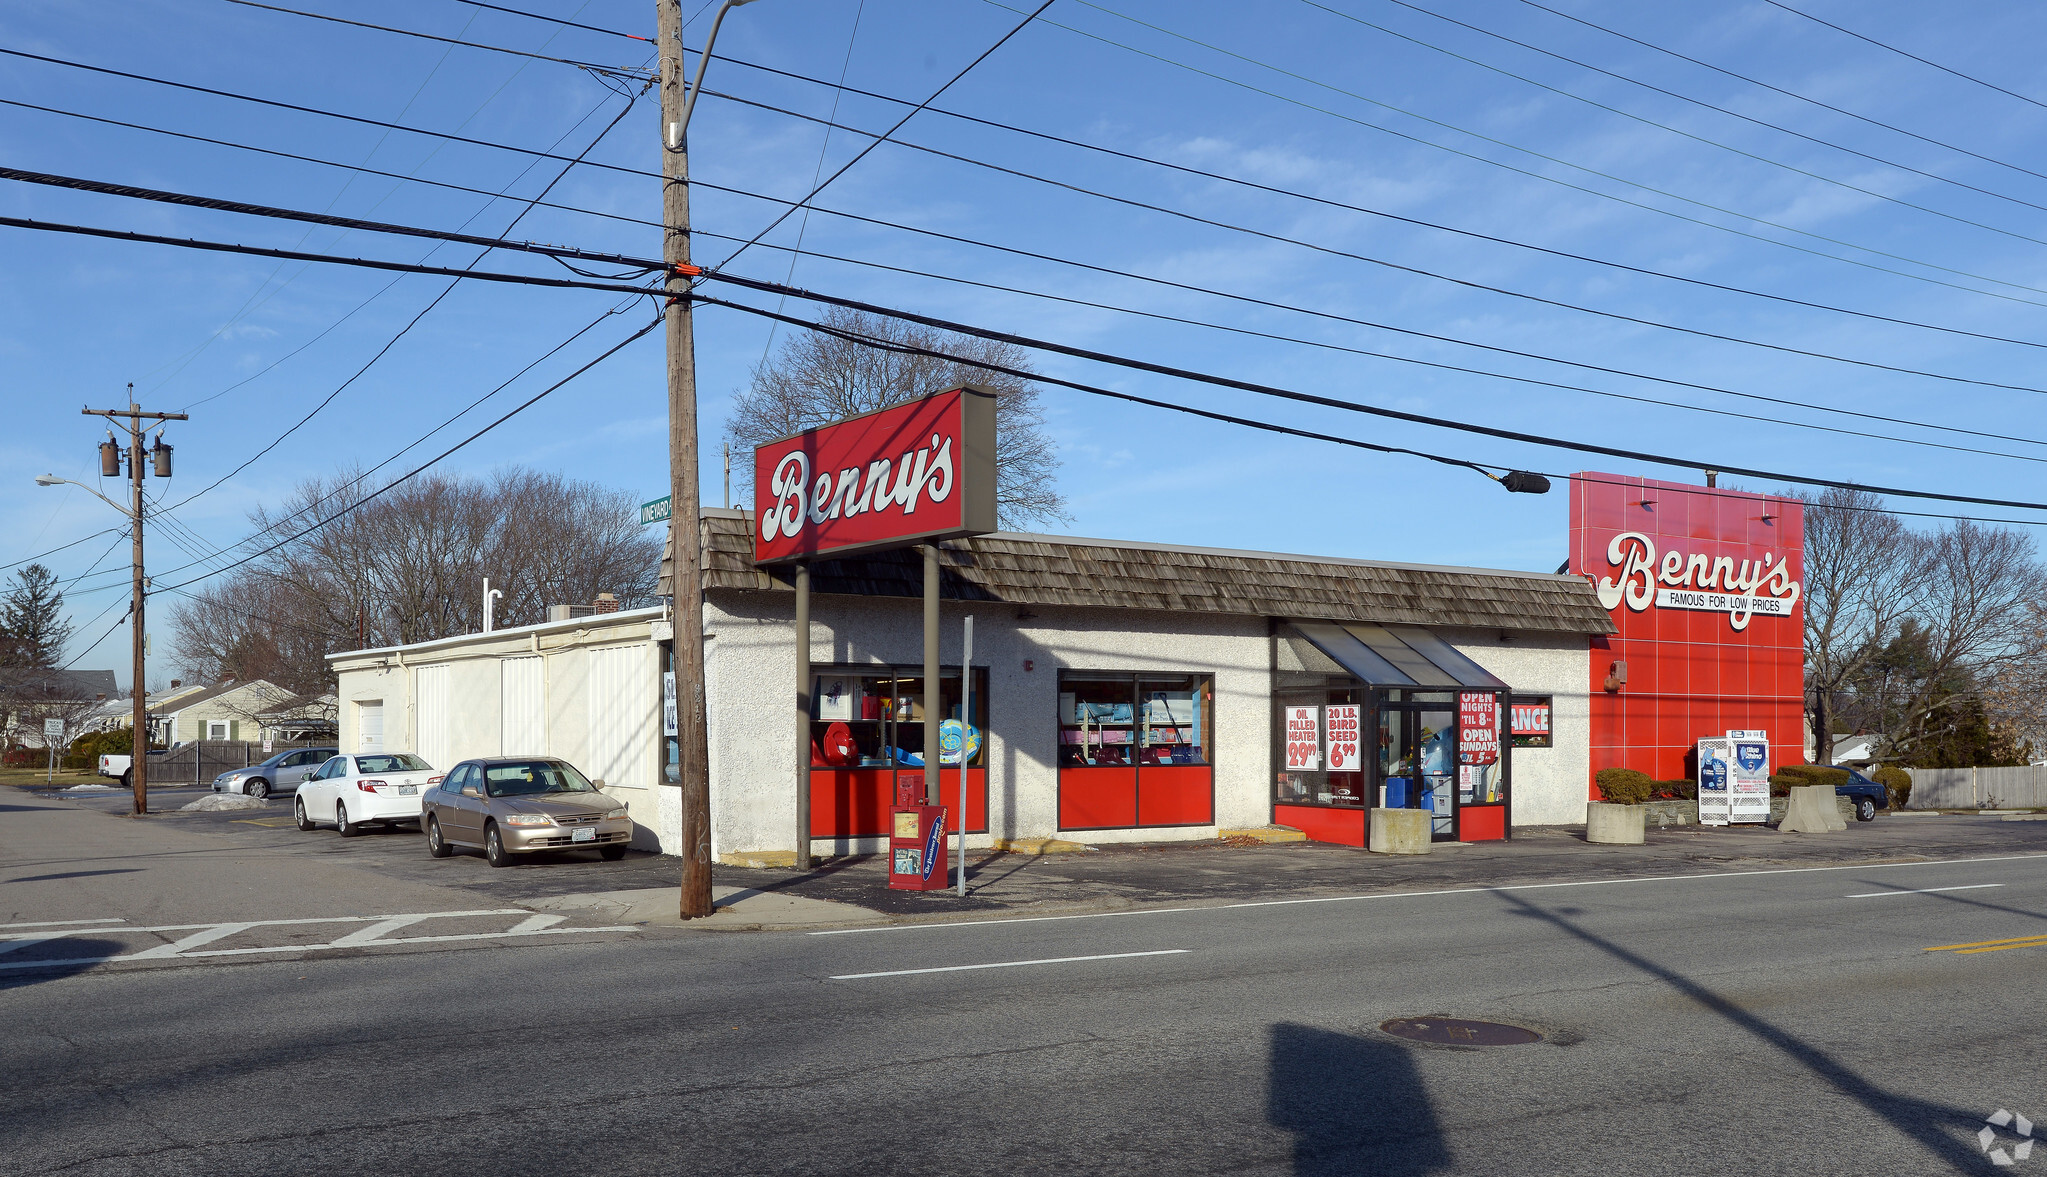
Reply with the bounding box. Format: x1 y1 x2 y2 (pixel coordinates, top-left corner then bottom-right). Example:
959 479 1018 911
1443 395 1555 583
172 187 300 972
423 757 633 867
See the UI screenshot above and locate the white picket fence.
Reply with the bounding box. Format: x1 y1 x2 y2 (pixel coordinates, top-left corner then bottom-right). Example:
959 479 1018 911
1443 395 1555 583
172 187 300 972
1907 765 2047 809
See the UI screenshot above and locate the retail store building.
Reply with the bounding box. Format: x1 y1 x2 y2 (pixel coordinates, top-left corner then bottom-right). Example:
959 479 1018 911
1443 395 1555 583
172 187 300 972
331 509 1616 859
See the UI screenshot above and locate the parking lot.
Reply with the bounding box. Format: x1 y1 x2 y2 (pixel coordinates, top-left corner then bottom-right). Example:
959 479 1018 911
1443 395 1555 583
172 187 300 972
41 782 687 906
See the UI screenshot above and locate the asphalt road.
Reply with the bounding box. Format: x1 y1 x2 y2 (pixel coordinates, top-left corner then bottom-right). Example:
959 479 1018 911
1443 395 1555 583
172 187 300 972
6 845 2043 1175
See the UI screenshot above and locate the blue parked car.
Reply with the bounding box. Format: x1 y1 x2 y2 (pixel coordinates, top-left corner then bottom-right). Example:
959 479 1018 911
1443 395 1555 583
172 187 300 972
1825 766 1888 822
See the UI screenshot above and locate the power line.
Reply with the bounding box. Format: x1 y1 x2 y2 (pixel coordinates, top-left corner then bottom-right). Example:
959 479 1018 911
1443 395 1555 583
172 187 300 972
25 172 2047 461
984 0 2047 305
157 315 662 593
0 47 665 186
0 167 662 274
223 0 652 79
1302 0 2047 225
711 0 1058 269
1754 1 2047 115
708 88 2047 398
698 59 2047 345
690 229 2047 464
1 528 127 576
0 215 657 299
446 0 652 43
683 277 2047 513
0 98 665 235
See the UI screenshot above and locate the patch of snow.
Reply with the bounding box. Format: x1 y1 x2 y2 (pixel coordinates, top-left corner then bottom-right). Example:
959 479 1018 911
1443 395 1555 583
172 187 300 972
63 784 120 792
180 793 269 812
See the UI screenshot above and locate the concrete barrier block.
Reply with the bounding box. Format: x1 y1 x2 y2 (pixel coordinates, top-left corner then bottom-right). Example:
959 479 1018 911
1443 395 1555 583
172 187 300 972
1779 785 1844 834
1369 807 1431 854
1586 801 1646 844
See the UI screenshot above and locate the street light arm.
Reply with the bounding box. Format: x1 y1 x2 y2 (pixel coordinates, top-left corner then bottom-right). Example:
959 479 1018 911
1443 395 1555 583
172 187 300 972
35 475 132 518
669 0 760 150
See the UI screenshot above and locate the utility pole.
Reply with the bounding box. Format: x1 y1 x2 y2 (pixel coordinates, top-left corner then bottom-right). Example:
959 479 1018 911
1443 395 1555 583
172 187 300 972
661 0 714 919
82 389 186 817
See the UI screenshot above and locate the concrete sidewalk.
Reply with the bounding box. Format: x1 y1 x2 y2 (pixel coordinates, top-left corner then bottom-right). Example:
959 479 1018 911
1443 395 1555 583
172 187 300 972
710 811 2047 925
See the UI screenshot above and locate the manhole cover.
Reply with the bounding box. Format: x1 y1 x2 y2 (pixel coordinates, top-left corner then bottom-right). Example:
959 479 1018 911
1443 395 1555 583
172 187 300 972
1379 1017 1541 1046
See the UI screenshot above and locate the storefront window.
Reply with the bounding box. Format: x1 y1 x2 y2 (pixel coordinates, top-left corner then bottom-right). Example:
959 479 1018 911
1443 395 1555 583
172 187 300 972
1058 671 1214 830
1510 696 1553 748
807 664 988 839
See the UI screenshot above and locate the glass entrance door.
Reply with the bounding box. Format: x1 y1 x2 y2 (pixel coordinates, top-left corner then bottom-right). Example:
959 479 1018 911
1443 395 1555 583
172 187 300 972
1379 705 1457 840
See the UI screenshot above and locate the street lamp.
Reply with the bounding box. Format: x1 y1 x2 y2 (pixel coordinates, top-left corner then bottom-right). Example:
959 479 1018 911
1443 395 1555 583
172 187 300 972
668 0 762 149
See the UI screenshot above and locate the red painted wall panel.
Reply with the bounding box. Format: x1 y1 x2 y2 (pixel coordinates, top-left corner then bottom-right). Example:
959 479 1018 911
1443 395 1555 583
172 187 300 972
1460 806 1506 842
1136 765 1213 827
810 767 987 838
1059 766 1138 830
1571 473 1805 790
1275 803 1366 847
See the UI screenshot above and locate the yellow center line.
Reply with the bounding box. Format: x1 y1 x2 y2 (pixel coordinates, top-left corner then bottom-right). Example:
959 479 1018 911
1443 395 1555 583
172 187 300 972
1954 943 2046 955
1927 934 2047 952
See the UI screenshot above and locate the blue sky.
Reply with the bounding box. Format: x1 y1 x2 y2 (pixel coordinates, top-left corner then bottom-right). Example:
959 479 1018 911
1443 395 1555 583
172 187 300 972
7 0 2047 688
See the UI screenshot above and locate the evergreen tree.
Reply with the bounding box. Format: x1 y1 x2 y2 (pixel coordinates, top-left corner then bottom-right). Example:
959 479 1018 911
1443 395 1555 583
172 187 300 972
1 564 74 669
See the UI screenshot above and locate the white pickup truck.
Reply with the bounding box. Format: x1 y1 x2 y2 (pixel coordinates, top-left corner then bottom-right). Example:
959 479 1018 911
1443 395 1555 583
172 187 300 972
97 752 162 789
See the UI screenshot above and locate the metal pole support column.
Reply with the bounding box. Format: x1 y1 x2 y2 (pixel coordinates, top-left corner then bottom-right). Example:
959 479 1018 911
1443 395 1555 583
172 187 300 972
924 543 941 806
794 562 811 869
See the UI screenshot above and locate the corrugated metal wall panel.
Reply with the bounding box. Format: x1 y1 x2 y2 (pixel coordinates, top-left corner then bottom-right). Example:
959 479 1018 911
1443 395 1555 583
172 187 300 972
588 645 651 789
501 656 544 756
414 664 451 772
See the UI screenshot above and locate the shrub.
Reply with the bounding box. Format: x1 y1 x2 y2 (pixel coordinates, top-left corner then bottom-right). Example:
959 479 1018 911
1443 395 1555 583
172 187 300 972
1595 767 1654 805
1651 778 1698 801
1871 765 1913 809
1779 764 1851 788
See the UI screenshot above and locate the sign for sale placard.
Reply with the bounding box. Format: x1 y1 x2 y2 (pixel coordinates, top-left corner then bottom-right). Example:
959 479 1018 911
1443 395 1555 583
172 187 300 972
1284 706 1321 771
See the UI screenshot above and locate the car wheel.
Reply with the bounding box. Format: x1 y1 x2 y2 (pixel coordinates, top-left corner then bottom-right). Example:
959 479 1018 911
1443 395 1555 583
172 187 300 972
247 779 270 801
1856 797 1877 822
121 770 132 792
427 817 452 858
337 801 360 838
295 797 315 831
484 823 511 868
600 844 628 861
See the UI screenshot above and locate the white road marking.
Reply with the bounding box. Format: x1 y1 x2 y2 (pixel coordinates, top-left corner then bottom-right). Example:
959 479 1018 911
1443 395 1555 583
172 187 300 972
831 948 1189 980
1845 884 2006 898
0 908 635 971
811 852 2047 936
0 918 126 929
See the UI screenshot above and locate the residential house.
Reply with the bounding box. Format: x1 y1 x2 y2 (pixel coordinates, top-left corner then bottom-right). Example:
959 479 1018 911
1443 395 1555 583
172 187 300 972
150 679 301 746
0 668 118 748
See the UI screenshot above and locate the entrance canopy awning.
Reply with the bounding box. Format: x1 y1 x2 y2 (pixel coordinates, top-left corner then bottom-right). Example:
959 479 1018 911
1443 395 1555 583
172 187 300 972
1286 620 1509 691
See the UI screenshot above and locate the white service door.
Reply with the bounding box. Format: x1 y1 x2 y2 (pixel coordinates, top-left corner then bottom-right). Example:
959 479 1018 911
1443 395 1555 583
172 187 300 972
501 656 544 756
357 702 384 753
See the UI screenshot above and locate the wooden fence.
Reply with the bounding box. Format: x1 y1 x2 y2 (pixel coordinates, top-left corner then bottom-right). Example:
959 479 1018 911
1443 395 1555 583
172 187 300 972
148 740 334 785
1906 766 2047 810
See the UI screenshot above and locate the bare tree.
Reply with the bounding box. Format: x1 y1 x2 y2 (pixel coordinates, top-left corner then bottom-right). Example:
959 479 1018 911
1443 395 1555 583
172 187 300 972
1796 487 1929 760
170 467 661 694
722 307 1068 530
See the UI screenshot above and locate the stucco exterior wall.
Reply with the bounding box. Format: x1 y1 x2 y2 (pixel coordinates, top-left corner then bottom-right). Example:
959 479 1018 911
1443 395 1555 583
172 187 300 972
705 589 1274 858
1441 630 1592 828
330 610 668 851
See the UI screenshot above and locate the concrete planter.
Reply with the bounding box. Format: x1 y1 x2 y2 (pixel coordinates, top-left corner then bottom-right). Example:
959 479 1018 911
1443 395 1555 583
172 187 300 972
1369 807 1431 855
1586 801 1647 845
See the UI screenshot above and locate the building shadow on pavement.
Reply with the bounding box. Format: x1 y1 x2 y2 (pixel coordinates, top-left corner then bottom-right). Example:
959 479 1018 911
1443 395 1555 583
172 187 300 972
0 940 124 990
1268 1022 1451 1175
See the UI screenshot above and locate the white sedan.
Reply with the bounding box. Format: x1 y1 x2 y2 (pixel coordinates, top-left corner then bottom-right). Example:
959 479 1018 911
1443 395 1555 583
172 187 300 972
294 754 442 837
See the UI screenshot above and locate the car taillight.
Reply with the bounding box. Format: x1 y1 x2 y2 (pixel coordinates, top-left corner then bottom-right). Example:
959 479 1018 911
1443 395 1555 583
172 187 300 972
358 780 386 792
427 775 444 785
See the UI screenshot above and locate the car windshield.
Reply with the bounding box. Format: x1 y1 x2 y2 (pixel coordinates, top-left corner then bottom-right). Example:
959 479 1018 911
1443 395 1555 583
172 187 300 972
357 754 432 774
483 761 597 797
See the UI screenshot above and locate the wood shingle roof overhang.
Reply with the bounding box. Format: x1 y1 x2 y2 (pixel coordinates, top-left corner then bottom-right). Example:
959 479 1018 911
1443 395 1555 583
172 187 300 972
671 510 1616 637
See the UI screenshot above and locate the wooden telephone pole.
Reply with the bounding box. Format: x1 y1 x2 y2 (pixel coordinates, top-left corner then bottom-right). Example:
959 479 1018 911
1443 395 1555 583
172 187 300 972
82 391 186 816
660 0 714 919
